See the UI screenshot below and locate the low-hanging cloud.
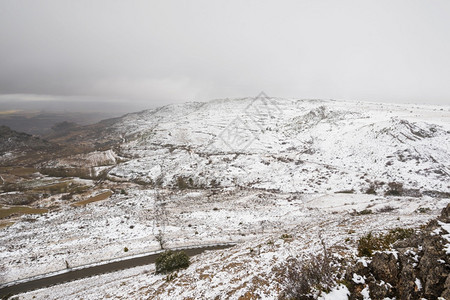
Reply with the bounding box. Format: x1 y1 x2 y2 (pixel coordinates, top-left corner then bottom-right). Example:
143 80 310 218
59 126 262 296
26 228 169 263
0 0 449 111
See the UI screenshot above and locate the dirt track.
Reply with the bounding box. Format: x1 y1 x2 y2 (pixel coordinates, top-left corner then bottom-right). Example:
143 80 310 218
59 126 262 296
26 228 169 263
0 244 234 298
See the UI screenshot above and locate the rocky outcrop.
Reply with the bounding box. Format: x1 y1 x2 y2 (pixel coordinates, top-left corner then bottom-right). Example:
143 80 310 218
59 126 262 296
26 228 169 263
0 125 61 166
0 125 53 155
346 203 450 300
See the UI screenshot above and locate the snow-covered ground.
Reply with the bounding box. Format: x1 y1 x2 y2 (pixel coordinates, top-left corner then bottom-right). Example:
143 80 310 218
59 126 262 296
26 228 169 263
11 192 448 299
104 98 450 195
1 97 449 299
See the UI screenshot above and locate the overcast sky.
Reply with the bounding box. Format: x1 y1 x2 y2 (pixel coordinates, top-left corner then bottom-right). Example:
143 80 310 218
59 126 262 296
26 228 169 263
0 0 449 112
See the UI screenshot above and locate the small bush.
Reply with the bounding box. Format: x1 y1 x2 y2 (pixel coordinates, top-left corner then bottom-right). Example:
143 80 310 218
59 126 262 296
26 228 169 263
175 176 204 189
124 247 129 252
210 179 220 188
357 227 414 257
385 182 403 196
377 205 396 213
357 232 378 257
416 207 431 214
388 227 414 240
155 250 190 274
336 189 354 194
176 177 189 189
365 184 377 195
365 188 376 195
283 248 336 298
358 209 372 215
61 193 73 200
281 233 293 239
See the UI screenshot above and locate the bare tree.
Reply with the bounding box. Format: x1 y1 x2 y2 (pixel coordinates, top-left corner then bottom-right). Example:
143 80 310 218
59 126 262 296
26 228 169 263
153 174 168 249
0 261 6 284
155 229 166 250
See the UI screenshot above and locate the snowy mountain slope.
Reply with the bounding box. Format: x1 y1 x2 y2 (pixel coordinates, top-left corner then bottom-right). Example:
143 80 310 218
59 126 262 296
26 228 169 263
2 97 450 299
16 195 450 300
103 98 450 195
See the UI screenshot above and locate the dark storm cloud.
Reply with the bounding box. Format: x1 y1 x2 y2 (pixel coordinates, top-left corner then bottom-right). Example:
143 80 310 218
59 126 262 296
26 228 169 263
1 0 450 110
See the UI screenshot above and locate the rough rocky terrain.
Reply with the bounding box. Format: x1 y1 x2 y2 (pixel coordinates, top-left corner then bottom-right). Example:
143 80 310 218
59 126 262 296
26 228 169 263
346 204 450 299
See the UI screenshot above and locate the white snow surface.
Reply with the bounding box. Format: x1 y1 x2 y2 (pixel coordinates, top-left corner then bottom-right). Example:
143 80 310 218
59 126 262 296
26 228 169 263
103 98 450 194
4 192 448 299
352 273 365 284
319 284 350 300
1 98 450 299
438 221 450 254
415 278 423 291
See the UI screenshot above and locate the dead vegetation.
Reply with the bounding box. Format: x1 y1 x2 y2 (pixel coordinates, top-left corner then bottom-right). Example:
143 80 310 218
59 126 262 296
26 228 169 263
282 237 341 299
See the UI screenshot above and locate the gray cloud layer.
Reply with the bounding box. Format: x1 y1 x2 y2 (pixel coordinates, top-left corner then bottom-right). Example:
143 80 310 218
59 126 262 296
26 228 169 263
1 0 449 109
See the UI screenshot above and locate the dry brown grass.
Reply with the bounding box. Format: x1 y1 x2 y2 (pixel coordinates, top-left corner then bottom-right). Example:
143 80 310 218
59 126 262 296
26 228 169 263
0 205 48 219
71 191 112 207
0 221 15 229
0 166 37 176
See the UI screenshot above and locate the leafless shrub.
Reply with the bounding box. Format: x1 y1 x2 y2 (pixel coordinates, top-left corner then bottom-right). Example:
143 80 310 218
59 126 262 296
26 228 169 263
153 180 168 250
155 230 166 250
282 238 336 299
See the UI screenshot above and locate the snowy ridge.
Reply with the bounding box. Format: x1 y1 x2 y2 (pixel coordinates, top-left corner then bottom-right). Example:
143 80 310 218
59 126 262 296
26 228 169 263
105 98 449 195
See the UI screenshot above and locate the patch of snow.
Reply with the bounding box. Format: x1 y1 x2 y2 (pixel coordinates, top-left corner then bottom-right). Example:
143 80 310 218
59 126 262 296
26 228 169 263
433 228 442 235
319 284 350 300
361 285 371 300
352 273 365 284
385 249 399 260
415 278 422 291
438 221 450 254
357 258 369 267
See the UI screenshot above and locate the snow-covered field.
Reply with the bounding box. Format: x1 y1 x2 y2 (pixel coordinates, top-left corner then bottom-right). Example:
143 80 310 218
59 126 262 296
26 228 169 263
11 192 448 299
1 97 449 299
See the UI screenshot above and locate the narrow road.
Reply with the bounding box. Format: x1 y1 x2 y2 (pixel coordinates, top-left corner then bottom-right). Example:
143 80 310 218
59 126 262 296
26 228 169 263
0 244 234 298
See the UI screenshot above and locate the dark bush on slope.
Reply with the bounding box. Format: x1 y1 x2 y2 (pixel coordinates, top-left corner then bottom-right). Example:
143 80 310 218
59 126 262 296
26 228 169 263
155 250 190 274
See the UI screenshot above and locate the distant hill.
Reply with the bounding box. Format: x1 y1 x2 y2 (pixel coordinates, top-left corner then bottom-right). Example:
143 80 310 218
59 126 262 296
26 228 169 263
0 125 60 166
0 125 53 154
0 111 120 135
40 97 450 196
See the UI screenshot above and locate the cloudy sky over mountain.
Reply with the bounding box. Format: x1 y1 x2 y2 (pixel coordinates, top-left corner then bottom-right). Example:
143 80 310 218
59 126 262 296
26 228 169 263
0 0 449 111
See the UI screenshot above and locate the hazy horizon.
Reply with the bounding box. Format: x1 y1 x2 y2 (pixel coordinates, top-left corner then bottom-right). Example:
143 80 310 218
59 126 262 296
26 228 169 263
1 1 450 112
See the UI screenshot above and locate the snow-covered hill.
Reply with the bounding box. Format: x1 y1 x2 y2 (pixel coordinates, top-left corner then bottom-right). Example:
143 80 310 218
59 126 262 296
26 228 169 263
104 97 450 195
1 97 450 299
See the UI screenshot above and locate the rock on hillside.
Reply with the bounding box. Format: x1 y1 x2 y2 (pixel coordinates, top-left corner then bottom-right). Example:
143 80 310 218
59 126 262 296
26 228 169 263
347 203 450 299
